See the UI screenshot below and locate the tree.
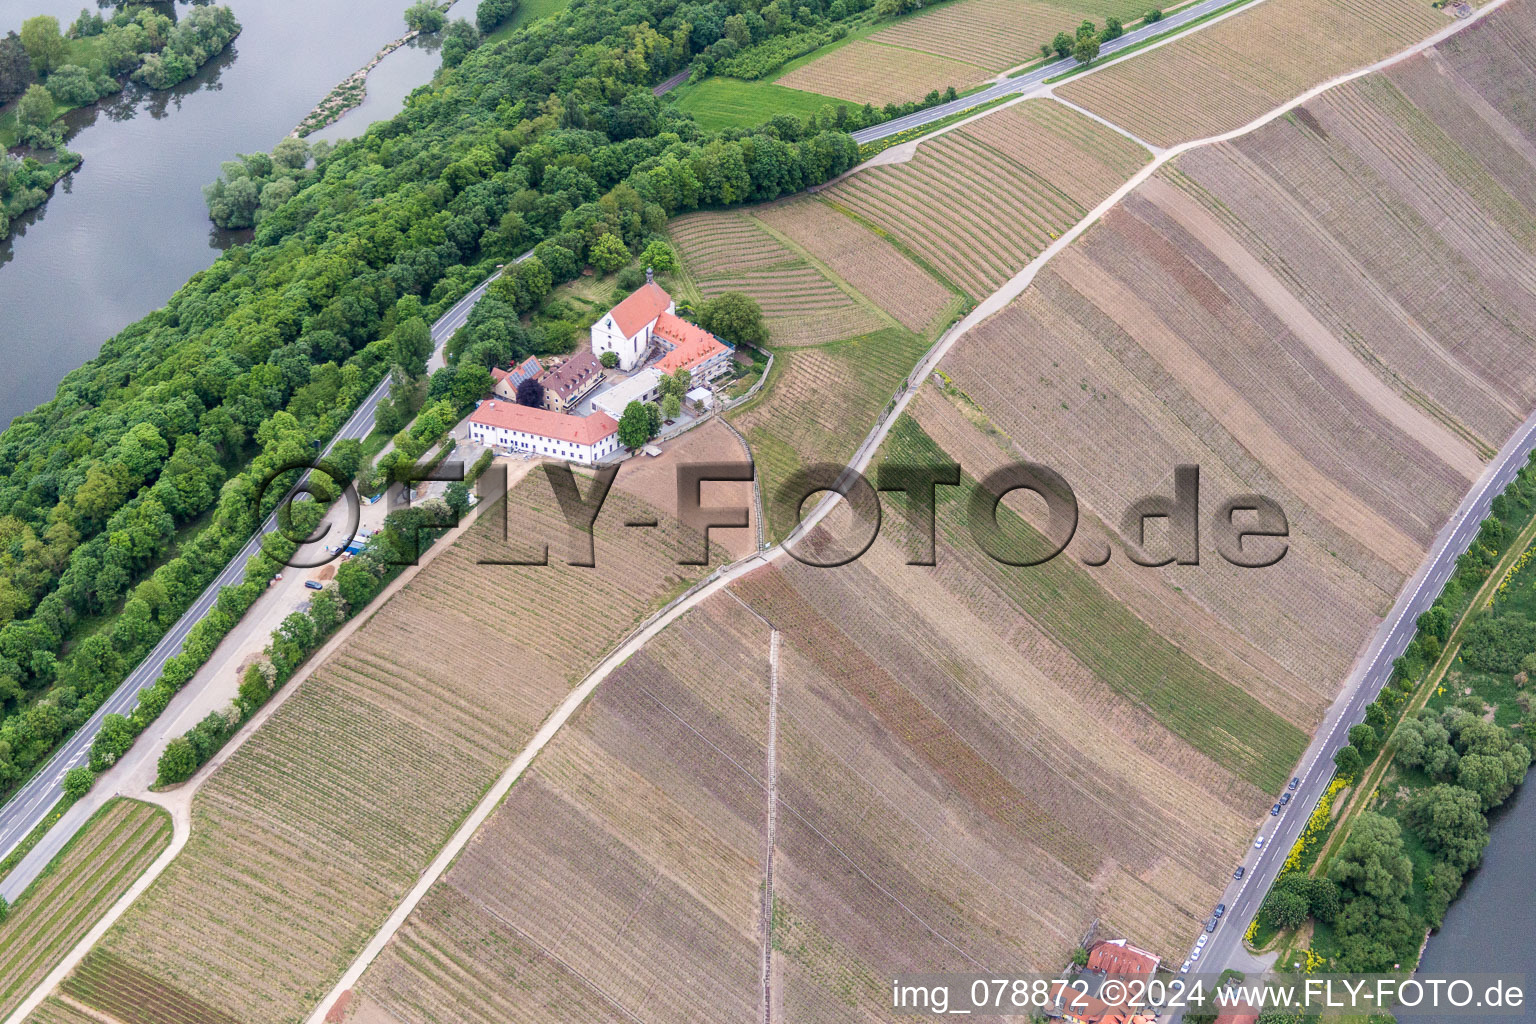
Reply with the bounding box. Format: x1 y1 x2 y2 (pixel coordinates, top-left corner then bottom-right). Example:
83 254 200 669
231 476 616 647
20 16 66 76
591 233 630 273
1145 7 1163 20
698 292 768 348
639 240 677 272
662 393 681 422
440 18 481 68
236 662 269 714
62 764 94 799
1405 784 1488 873
157 736 198 784
1103 16 1123 39
1071 946 1089 967
1349 722 1379 759
644 401 662 436
515 377 545 408
476 0 519 33
1050 31 1073 58
15 83 54 131
404 1 446 32
617 401 654 449
599 351 619 369
1394 710 1460 780
0 32 34 106
1072 33 1100 64
89 712 136 771
1333 743 1363 779
1261 887 1308 930
1329 811 1412 903
390 317 434 379
40 64 100 106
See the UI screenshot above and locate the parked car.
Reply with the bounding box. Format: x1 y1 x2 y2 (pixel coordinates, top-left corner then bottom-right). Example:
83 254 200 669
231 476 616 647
1280 792 1292 806
1190 947 1201 961
1180 960 1191 974
1271 803 1281 815
1255 836 1266 849
1289 776 1300 790
1196 935 1208 948
305 580 323 590
1214 903 1226 918
1234 866 1245 880
1205 917 1217 933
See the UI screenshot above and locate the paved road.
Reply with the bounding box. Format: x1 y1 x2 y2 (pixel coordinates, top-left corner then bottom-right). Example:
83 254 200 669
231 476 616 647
0 265 508 878
1175 409 1536 1003
850 0 1252 144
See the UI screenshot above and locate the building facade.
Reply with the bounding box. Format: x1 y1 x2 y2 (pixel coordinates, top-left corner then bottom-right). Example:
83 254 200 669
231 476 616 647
590 279 674 371
467 400 620 465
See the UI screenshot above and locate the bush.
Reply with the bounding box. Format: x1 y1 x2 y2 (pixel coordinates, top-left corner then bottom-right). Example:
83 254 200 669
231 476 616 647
404 1 446 32
42 64 100 105
156 737 198 785
1461 613 1536 673
1144 7 1163 20
62 764 94 799
475 0 518 32
599 351 619 369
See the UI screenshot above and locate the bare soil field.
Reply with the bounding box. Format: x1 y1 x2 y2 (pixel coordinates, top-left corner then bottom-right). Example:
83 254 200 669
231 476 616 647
65 475 715 1024
348 593 773 1024
0 800 169 1021
934 8 1536 750
823 99 1152 297
1057 0 1449 146
776 39 985 106
613 417 757 561
869 0 1148 73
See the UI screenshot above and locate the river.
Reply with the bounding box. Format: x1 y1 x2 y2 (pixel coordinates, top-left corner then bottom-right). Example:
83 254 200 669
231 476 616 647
0 0 442 428
1416 775 1536 1021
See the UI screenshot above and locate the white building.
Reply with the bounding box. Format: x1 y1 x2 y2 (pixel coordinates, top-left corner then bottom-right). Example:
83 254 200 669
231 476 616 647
590 278 674 371
467 400 620 465
592 368 663 420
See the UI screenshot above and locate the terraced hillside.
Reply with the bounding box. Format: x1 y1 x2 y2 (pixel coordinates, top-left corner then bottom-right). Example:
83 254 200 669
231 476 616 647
59 474 719 1024
1058 0 1449 145
776 0 1150 103
0 800 170 1022
822 99 1152 297
672 196 964 541
327 6 1536 1021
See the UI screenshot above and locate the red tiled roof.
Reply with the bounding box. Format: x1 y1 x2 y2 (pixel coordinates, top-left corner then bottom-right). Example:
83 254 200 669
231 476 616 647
653 312 727 374
607 281 672 338
1088 940 1160 977
470 401 617 446
539 351 604 400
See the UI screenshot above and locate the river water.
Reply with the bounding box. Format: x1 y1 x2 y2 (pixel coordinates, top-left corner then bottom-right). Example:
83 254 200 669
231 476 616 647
1416 777 1536 1021
0 0 440 427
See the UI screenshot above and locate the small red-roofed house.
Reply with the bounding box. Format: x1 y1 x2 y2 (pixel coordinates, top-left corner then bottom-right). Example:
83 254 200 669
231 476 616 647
490 356 544 401
1087 939 1161 977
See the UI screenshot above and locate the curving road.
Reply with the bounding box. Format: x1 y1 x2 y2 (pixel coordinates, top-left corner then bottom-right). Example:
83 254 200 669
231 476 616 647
1181 408 1536 1003
850 0 1259 144
0 264 509 884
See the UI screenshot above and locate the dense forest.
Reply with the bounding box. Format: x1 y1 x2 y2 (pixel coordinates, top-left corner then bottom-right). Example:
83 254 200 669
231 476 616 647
0 0 863 796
